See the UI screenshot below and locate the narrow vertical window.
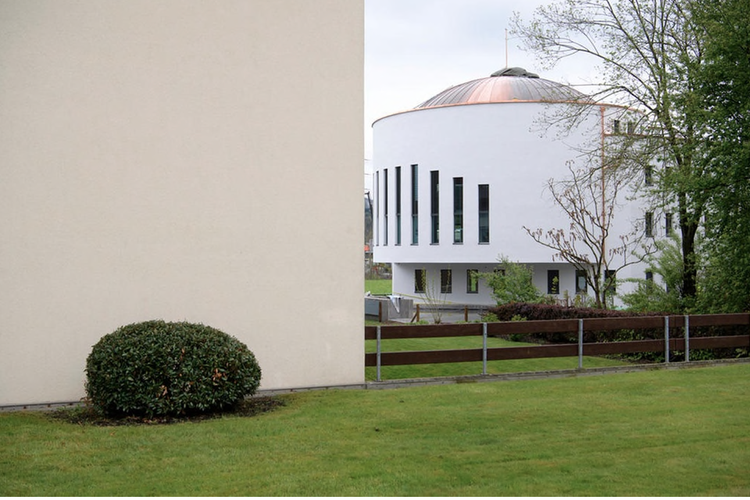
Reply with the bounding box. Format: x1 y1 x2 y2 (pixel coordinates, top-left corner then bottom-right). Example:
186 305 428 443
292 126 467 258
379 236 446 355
547 270 559 295
395 166 401 245
478 184 490 243
575 269 587 294
645 211 653 237
613 119 621 134
645 165 653 186
411 164 418 244
467 269 479 294
430 170 439 244
453 177 463 243
383 168 388 246
414 269 426 293
440 269 452 294
665 213 673 236
374 171 379 246
646 271 654 281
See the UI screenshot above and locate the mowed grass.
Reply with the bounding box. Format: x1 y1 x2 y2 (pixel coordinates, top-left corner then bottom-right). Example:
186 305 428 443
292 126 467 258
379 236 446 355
365 278 392 295
2 363 750 496
366 335 628 380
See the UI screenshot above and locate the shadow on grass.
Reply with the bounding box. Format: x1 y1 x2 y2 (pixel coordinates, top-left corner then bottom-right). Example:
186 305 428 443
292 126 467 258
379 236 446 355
46 396 286 427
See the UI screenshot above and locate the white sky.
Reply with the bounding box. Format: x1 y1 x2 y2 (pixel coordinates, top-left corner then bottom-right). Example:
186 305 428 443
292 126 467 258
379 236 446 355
364 0 601 191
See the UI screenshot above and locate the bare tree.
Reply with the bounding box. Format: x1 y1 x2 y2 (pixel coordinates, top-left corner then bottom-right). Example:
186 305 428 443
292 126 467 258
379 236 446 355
525 155 656 309
411 269 449 324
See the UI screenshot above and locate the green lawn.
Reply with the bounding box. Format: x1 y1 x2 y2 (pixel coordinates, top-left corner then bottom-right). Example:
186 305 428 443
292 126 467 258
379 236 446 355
366 335 628 380
365 278 392 295
2 363 750 496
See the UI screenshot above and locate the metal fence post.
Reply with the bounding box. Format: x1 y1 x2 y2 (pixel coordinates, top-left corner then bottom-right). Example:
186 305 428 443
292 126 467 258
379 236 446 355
684 314 690 363
482 323 488 376
376 325 382 382
664 316 670 364
578 318 584 370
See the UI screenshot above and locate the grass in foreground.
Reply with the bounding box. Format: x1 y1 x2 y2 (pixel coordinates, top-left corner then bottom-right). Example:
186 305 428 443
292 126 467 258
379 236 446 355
2 363 750 496
366 335 628 380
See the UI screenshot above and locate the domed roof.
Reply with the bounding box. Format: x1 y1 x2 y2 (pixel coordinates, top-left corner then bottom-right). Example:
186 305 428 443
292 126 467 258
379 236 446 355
415 67 590 109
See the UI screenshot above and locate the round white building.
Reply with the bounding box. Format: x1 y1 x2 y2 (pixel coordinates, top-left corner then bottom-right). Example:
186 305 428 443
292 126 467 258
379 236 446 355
372 67 652 306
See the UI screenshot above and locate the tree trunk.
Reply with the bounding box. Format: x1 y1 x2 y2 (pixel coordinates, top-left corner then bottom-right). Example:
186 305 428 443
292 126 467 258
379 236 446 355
681 219 699 303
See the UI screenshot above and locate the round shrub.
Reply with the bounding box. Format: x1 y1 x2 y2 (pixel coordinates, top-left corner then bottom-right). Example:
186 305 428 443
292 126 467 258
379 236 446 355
85 320 261 417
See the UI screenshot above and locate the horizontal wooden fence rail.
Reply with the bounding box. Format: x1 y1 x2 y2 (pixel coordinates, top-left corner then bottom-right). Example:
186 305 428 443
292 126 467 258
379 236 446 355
364 313 750 381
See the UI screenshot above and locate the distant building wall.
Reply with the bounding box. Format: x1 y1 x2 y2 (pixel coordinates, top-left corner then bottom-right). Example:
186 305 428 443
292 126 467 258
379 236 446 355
373 98 649 306
0 0 364 406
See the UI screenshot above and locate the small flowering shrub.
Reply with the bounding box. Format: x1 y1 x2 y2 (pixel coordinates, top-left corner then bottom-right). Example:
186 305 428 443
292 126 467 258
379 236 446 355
85 320 261 417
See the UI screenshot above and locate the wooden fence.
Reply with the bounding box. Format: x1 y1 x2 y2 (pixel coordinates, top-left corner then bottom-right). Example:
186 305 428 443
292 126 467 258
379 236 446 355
364 313 750 381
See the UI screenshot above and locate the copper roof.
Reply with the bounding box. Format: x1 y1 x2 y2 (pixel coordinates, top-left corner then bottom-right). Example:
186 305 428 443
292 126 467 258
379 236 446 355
415 67 590 109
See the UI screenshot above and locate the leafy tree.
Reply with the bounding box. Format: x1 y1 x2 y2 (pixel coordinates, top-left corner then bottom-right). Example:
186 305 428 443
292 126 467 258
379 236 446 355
512 0 706 308
477 256 543 305
620 234 691 313
691 0 750 312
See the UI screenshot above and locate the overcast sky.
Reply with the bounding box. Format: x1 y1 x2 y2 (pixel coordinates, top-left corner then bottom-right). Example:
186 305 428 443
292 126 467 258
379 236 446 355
364 0 600 190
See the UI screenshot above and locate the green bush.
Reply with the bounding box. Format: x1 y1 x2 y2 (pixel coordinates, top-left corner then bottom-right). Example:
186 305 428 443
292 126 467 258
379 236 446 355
476 256 543 305
486 303 748 363
85 320 261 417
487 302 667 349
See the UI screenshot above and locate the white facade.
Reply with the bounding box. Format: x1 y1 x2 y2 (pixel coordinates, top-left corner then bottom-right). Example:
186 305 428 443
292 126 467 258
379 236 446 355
372 69 650 306
0 0 363 407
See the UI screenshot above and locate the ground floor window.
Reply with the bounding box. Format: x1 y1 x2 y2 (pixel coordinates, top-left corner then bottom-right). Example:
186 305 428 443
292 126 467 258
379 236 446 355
547 270 559 295
440 269 452 294
575 269 587 294
414 269 426 293
605 269 617 294
467 269 479 294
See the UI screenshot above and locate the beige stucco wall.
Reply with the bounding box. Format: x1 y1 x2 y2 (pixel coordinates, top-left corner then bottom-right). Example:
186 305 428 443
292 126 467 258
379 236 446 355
0 0 364 406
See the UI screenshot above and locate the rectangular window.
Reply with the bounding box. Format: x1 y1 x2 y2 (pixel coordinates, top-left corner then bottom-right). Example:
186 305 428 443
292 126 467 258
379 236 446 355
645 211 653 237
440 269 452 294
646 271 654 281
605 269 617 294
411 164 418 244
478 184 490 243
414 269 426 293
383 168 388 246
395 166 401 245
453 177 463 243
467 269 479 294
575 269 587 294
547 270 560 295
645 165 653 186
430 170 439 244
627 121 636 134
613 119 621 134
665 212 673 236
374 171 379 246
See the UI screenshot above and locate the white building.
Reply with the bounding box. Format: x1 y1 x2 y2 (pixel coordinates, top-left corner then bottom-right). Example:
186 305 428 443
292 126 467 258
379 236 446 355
0 0 363 407
372 67 655 307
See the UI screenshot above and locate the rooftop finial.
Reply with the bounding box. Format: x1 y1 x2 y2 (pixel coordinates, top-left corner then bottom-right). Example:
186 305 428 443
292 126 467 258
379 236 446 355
491 67 540 78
